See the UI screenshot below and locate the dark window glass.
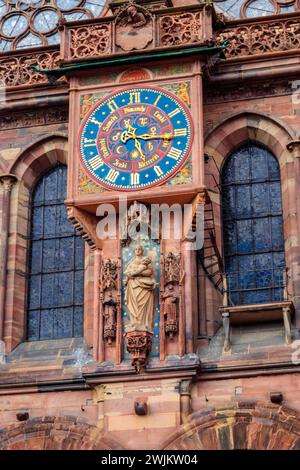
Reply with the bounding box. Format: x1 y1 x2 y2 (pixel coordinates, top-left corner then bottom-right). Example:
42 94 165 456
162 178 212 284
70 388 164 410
221 143 285 305
27 165 84 340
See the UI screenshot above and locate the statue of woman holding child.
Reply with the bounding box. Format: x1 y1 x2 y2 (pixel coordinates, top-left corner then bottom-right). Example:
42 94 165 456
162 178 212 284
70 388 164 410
125 245 156 333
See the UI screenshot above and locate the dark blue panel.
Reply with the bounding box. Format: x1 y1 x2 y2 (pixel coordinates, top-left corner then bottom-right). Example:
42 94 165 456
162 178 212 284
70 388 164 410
222 143 285 306
253 218 271 252
27 165 85 341
236 185 251 217
252 183 269 215
237 219 253 253
74 307 84 337
53 308 73 339
27 310 40 341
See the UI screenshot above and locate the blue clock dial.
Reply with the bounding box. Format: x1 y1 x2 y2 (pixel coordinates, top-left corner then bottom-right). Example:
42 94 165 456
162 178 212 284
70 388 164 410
79 87 194 191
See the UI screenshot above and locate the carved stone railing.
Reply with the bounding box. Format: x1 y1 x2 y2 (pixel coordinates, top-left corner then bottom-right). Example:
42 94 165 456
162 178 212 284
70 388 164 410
216 14 300 59
0 47 62 88
60 4 213 63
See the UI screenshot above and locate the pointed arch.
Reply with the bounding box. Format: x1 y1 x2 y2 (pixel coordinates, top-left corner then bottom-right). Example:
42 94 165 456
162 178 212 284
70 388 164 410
202 112 297 337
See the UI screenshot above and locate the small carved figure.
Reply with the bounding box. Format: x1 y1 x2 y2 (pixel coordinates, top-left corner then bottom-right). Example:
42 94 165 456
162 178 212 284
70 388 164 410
165 252 181 285
103 291 117 345
178 83 191 106
115 1 153 52
81 94 93 117
102 259 118 290
162 283 179 339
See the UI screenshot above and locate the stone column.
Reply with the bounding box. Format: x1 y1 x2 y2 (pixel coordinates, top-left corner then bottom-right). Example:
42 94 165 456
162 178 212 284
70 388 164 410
287 141 300 326
0 174 17 341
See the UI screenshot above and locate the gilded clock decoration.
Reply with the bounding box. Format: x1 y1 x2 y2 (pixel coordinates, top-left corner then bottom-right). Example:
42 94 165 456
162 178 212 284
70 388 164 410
79 86 194 191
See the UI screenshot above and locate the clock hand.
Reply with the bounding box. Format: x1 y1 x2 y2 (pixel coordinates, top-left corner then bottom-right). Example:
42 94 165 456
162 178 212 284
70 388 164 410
121 126 137 144
134 138 146 162
136 133 173 141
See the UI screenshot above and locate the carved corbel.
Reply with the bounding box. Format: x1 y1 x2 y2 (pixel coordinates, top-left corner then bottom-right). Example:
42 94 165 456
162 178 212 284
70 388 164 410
287 139 300 158
67 206 99 249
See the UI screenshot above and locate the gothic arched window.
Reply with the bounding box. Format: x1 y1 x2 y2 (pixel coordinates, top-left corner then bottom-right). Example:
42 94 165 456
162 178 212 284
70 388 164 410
221 143 285 305
27 165 85 341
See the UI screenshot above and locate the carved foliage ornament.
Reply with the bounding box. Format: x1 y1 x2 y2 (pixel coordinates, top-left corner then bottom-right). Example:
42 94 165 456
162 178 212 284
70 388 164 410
216 18 300 59
159 11 203 47
69 23 111 59
0 50 62 87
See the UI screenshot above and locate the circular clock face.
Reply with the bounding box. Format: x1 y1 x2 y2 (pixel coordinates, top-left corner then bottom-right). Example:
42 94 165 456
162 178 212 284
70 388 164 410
79 86 194 191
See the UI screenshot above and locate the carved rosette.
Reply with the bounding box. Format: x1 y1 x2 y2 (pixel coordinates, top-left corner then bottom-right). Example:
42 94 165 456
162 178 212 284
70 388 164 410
125 331 152 373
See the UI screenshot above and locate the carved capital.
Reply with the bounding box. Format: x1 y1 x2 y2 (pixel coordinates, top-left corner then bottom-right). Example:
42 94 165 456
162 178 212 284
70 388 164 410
287 140 300 158
0 174 17 193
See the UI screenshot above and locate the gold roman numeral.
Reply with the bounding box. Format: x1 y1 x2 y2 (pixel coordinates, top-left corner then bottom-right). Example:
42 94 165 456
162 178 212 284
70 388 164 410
83 138 97 147
154 166 163 177
168 147 183 161
130 92 141 104
107 100 118 112
105 169 119 183
154 95 162 106
88 156 104 171
168 108 180 119
130 173 140 185
90 117 102 126
174 128 187 137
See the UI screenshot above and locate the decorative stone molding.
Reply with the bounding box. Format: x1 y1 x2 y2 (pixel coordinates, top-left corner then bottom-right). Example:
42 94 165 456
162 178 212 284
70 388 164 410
0 107 68 131
69 23 112 59
0 49 63 88
204 80 292 104
216 17 300 59
159 11 203 47
61 4 212 63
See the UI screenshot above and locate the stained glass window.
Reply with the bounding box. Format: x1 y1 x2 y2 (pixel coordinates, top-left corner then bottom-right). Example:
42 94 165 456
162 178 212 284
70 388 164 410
221 143 285 305
0 0 107 52
214 0 296 18
27 165 85 341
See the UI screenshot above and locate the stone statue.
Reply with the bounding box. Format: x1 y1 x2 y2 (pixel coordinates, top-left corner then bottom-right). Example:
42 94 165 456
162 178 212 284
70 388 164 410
162 283 179 339
103 291 117 345
125 245 156 333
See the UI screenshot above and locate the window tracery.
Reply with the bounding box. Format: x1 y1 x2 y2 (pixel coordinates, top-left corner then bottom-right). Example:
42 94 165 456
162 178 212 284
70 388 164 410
215 0 298 19
0 0 107 52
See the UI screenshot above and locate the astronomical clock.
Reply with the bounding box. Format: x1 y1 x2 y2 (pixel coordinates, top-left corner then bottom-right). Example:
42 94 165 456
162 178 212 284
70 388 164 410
63 0 216 372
